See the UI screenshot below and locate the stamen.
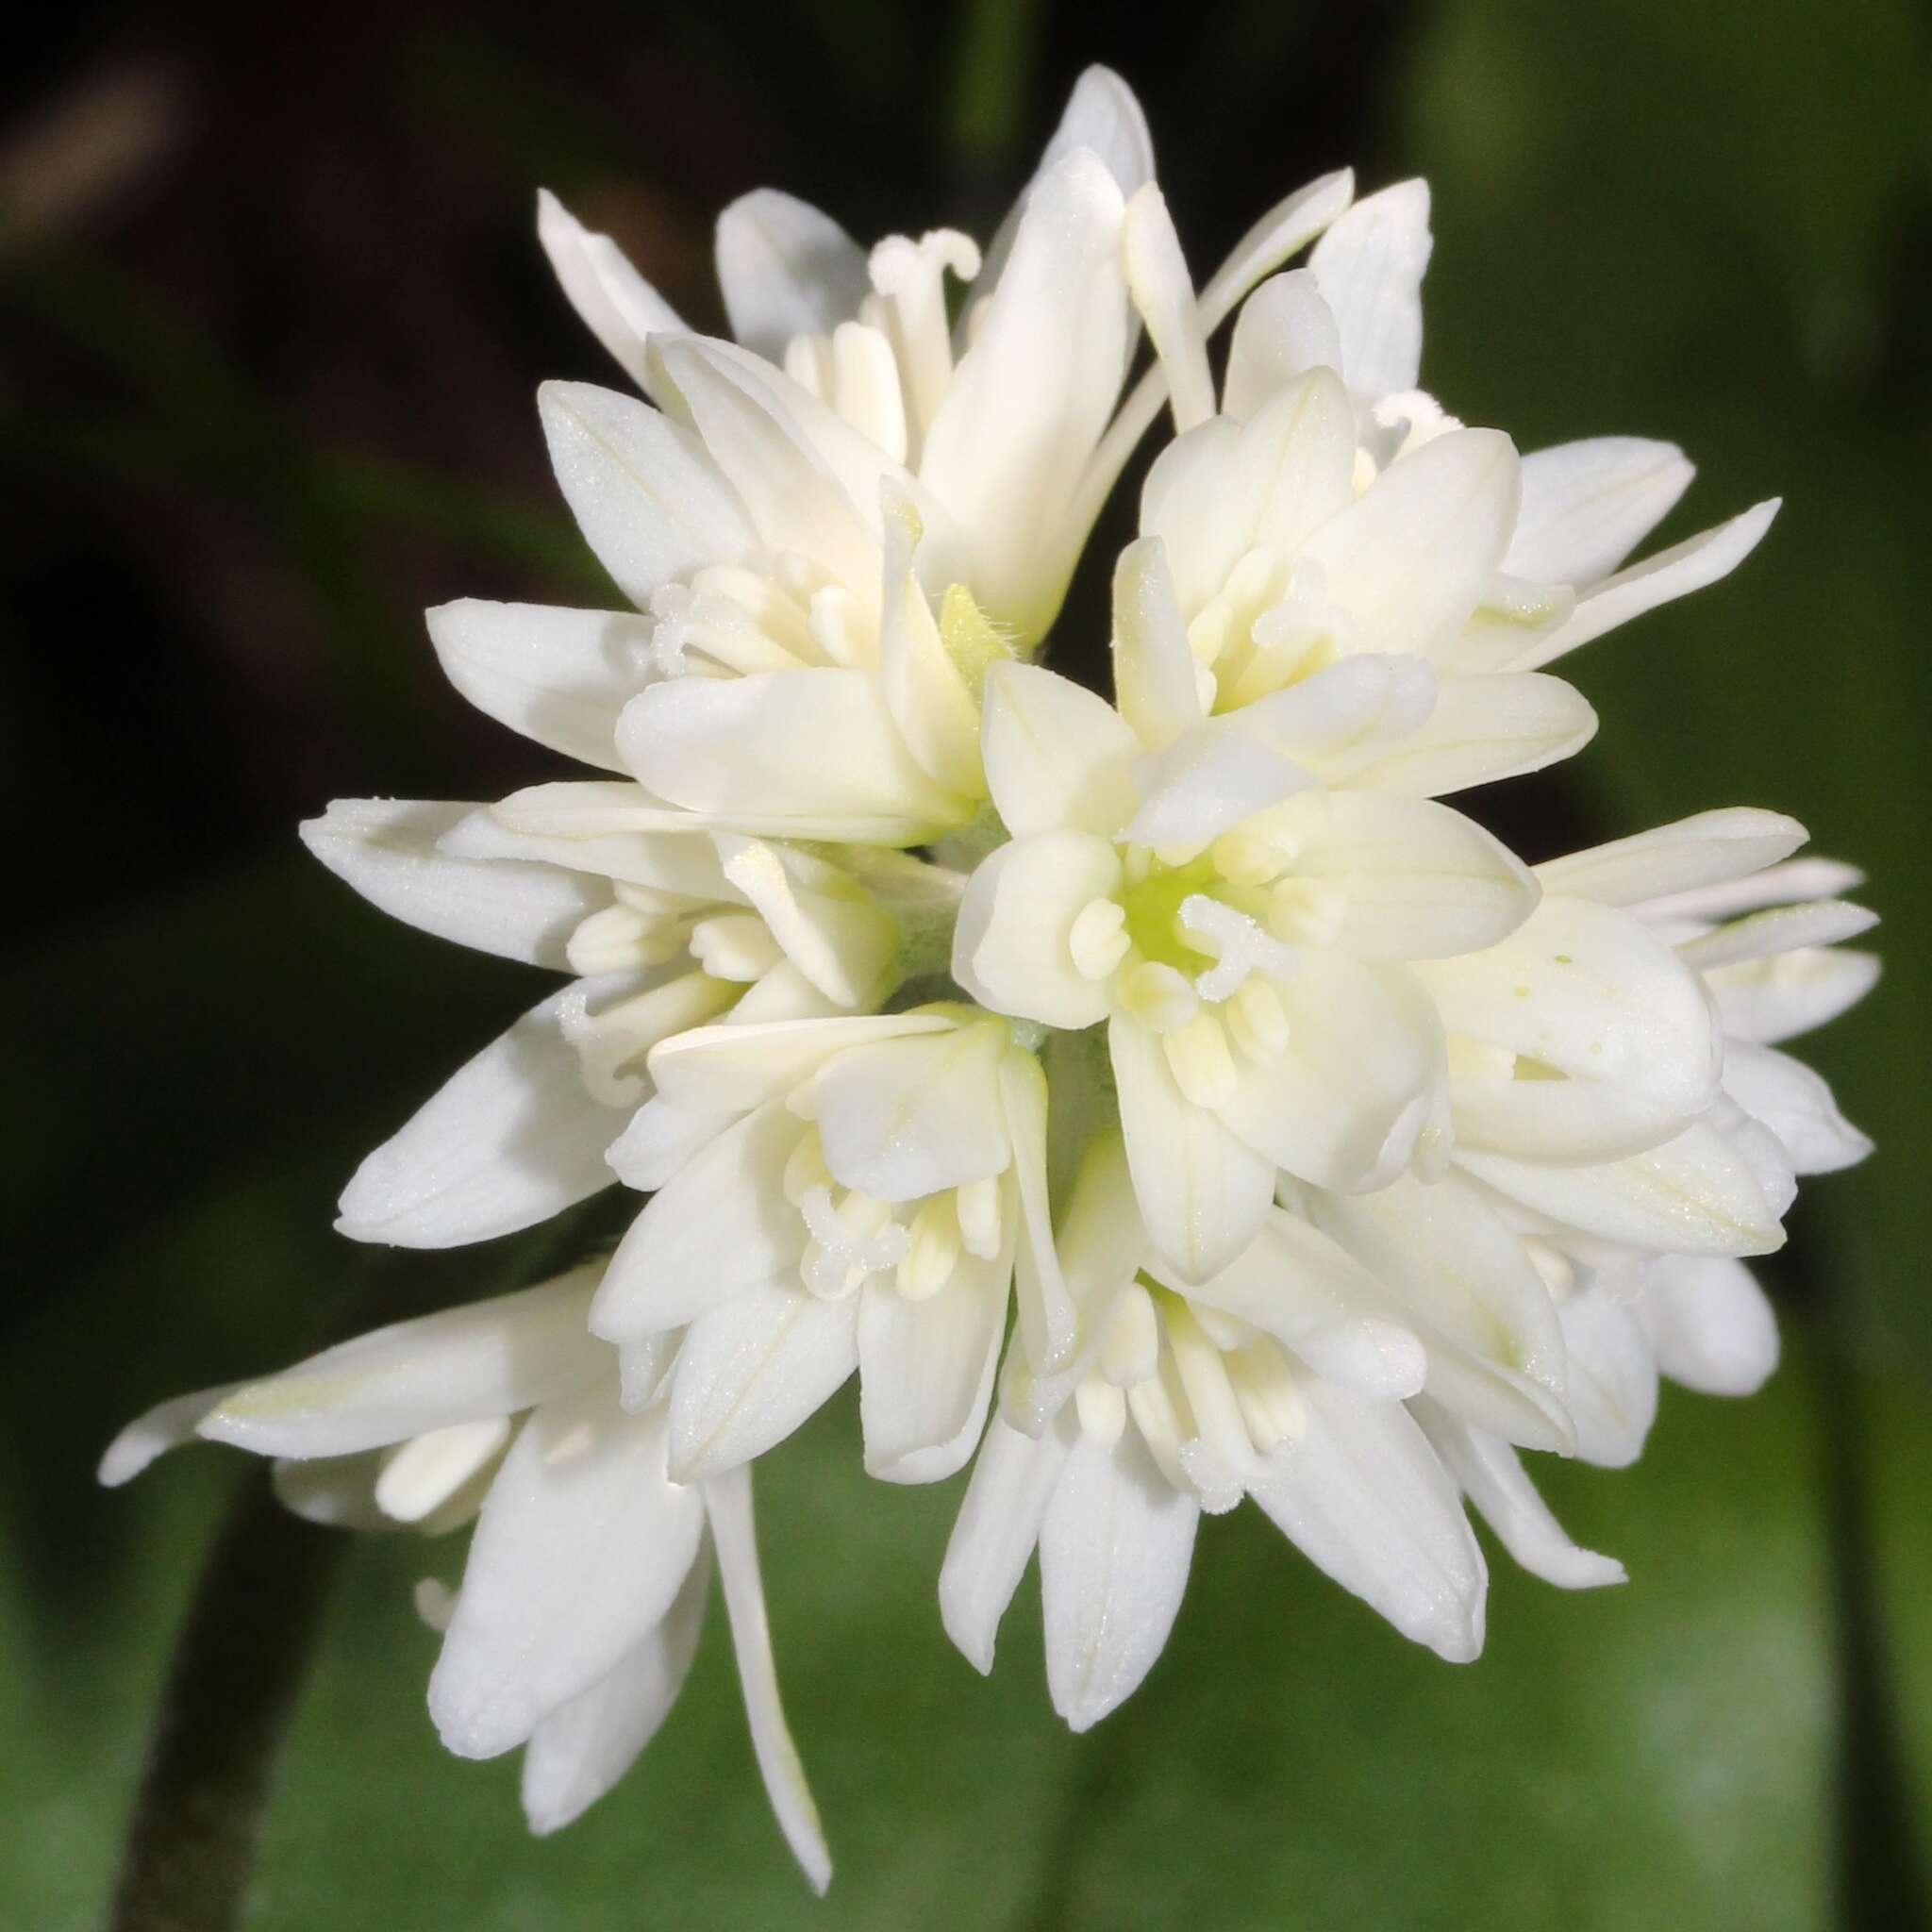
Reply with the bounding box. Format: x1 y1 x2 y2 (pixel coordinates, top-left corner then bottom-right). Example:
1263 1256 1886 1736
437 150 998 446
687 912 783 983
1069 896 1131 980
1265 877 1347 948
808 584 874 668
955 1174 1003 1260
1074 1374 1128 1448
1227 1342 1307 1455
1224 975 1291 1068
1209 831 1282 888
782 1127 831 1206
1120 959 1199 1033
1161 1011 1238 1108
828 320 908 464
898 1194 963 1301
1099 1281 1160 1389
1521 1237 1575 1302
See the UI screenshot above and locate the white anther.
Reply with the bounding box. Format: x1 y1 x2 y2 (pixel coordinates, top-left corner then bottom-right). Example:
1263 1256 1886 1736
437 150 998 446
1120 959 1199 1033
808 583 874 668
1100 1281 1161 1389
1209 831 1282 888
1522 1237 1576 1303
1265 876 1347 948
1069 896 1131 980
1162 1012 1238 1109
1227 1342 1307 1456
375 1417 512 1524
782 1128 831 1206
783 330 835 401
898 1194 963 1301
828 320 907 464
1074 1374 1128 1449
1224 975 1291 1068
955 1175 1003 1260
687 912 782 983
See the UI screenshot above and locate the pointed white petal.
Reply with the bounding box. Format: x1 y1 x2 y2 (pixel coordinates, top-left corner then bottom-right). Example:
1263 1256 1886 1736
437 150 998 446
980 658 1141 840
618 667 969 840
1198 170 1357 329
1520 500 1779 666
1221 270 1344 419
1307 179 1432 404
301 798 603 970
1707 947 1879 1045
1557 1286 1658 1468
1678 898 1877 972
1343 672 1597 797
425 599 656 773
1274 790 1540 960
1506 437 1696 586
337 991 624 1247
713 189 870 362
1249 1377 1485 1661
1633 856 1863 925
537 190 683 391
272 1455 391 1530
1215 958 1441 1194
1722 1041 1873 1174
1309 1174 1573 1452
668 1283 859 1479
539 380 754 608
1123 183 1213 433
428 1390 706 1759
521 1537 712 1835
1041 1425 1199 1732
952 829 1123 1030
99 1383 239 1487
203 1271 605 1462
1422 895 1723 1163
1303 427 1520 657
1110 1012 1276 1286
1231 651 1439 783
446 790 733 891
1458 1118 1787 1257
714 836 898 1009
878 492 983 796
813 1019 1011 1200
920 149 1129 640
1002 1049 1079 1374
704 1466 832 1894
1535 808 1808 908
1167 1211 1427 1400
941 1409 1075 1673
1122 716 1312 847
858 1254 1008 1484
593 1102 804 1339
646 1010 953 1119
1412 1400 1625 1589
1110 536 1202 750
1639 1255 1778 1395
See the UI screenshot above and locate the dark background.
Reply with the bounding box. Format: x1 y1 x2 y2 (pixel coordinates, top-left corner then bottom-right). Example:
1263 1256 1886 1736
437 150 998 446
3 2 1928 1925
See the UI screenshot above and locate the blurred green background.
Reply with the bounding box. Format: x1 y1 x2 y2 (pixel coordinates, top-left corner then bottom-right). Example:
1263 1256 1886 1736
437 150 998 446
3 1 1927 1925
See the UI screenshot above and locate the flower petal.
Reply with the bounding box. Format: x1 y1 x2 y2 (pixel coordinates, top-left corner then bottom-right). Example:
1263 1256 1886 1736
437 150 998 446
425 599 655 772
428 1390 707 1759
99 1383 241 1487
940 1410 1075 1674
539 380 754 608
952 829 1123 1030
1638 1255 1778 1395
1307 179 1432 404
1722 1041 1873 1174
300 799 604 970
1534 808 1808 908
1110 536 1203 750
1123 183 1214 433
1110 1012 1276 1286
713 189 871 362
1308 1174 1573 1453
337 991 625 1247
1557 1285 1658 1468
1677 898 1877 972
920 149 1129 640
858 1252 1008 1484
1215 958 1442 1194
1412 1400 1625 1590
979 658 1141 839
667 1282 859 1479
1302 427 1520 658
618 667 970 841
200 1269 605 1460
878 492 984 796
714 835 899 1009
537 190 684 391
520 1536 712 1836
646 1010 955 1113
1420 895 1723 1164
1458 1118 1787 1257
1519 500 1779 667
1341 672 1597 797
1221 270 1343 419
1707 947 1880 1045
593 1102 805 1339
1274 791 1540 960
813 1019 1013 1200
704 1466 832 1895
1041 1424 1199 1731
1248 1376 1485 1662
1506 437 1695 586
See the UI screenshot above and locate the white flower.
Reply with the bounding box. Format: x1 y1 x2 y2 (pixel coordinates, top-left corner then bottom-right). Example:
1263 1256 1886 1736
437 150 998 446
98 1268 834 1890
942 813 1874 1729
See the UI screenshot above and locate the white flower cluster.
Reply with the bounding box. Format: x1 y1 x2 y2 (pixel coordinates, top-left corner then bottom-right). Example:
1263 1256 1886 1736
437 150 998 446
104 70 1874 1890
